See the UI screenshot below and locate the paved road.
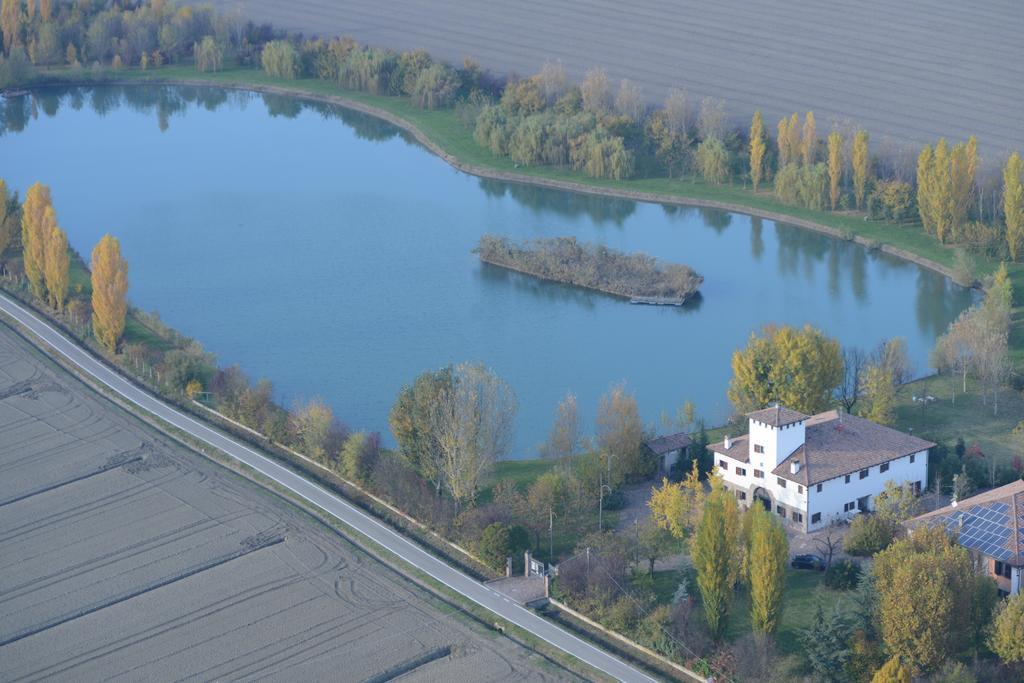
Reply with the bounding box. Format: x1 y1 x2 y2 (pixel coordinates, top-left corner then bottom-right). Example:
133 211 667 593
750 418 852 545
0 292 657 683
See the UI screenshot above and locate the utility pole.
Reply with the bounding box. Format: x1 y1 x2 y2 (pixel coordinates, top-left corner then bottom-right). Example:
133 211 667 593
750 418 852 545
633 517 640 566
548 507 555 564
598 473 612 531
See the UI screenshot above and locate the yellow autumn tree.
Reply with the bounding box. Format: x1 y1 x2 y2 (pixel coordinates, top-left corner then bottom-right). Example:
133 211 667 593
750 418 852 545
950 136 977 235
648 459 705 540
42 206 69 311
749 110 766 191
1 0 20 54
827 131 843 210
0 178 14 261
787 113 801 165
40 0 52 23
747 502 788 635
776 115 791 166
918 139 955 243
852 130 870 209
1004 151 1024 261
21 182 52 302
801 111 817 166
728 323 844 415
91 234 129 352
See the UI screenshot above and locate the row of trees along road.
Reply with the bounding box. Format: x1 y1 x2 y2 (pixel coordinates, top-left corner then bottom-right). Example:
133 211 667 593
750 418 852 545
0 179 128 353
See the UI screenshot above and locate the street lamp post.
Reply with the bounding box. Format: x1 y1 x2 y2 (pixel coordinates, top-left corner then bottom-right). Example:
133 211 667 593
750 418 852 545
548 507 555 564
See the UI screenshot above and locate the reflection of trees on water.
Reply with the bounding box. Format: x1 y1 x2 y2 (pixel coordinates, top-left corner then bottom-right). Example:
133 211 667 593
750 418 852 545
915 272 977 339
477 178 637 227
775 224 867 302
4 84 411 142
476 261 704 314
750 216 764 261
699 207 732 233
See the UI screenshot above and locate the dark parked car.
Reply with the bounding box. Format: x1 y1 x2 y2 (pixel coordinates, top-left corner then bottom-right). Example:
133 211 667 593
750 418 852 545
791 554 826 571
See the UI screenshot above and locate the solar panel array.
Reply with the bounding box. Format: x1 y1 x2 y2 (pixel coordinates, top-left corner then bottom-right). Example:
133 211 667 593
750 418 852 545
937 502 1014 561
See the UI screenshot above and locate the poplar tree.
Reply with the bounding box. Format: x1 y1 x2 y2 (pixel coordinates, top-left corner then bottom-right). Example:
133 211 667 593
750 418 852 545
1003 151 1023 261
0 178 13 261
859 364 895 426
749 110 766 191
91 234 129 353
852 130 870 209
747 503 788 635
801 111 817 166
827 131 843 210
950 136 977 230
692 482 739 639
1 0 20 54
776 116 791 166
21 182 52 302
42 207 69 311
787 113 801 165
39 0 51 23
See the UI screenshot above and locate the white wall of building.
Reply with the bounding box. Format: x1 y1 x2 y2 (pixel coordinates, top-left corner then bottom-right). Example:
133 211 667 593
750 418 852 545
805 450 929 530
748 419 805 472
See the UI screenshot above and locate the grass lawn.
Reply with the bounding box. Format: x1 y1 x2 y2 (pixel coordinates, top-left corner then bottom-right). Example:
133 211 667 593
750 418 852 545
726 568 852 655
483 458 558 496
894 374 1024 465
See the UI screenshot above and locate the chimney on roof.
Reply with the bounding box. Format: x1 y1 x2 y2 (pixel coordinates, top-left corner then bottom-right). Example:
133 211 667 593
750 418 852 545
791 460 801 475
724 435 732 450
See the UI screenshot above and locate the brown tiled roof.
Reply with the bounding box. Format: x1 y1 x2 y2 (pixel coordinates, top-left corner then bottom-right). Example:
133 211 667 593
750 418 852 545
645 432 693 455
907 480 1024 566
746 405 808 428
773 411 934 486
707 434 750 464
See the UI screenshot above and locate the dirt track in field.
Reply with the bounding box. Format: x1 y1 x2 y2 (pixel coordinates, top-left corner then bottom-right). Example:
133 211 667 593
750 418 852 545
0 323 570 682
210 0 1023 166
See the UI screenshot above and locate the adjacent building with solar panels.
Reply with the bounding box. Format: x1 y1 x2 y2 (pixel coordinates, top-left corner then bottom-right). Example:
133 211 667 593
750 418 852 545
708 404 933 532
906 479 1024 597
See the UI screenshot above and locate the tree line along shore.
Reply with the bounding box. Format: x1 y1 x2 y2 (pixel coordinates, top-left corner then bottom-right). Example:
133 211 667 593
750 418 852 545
1 2 1023 681
476 234 703 304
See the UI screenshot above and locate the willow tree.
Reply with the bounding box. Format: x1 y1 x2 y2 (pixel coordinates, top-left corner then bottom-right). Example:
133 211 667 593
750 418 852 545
696 136 729 185
21 182 52 301
194 36 222 73
828 130 843 210
42 207 69 311
801 111 817 166
260 40 299 80
91 234 129 352
852 130 870 209
749 110 766 191
748 503 788 635
1003 151 1023 260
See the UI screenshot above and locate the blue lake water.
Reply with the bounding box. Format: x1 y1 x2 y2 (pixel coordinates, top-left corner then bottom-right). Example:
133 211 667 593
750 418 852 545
0 86 975 455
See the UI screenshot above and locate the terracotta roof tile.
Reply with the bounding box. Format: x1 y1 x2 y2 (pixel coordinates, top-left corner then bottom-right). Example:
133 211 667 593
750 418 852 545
746 405 808 428
645 432 693 455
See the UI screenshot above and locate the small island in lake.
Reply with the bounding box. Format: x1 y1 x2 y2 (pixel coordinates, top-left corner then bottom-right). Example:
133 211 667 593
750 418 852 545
476 234 703 305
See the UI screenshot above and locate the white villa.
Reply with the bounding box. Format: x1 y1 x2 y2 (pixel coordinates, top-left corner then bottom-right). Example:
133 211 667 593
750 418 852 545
708 405 933 532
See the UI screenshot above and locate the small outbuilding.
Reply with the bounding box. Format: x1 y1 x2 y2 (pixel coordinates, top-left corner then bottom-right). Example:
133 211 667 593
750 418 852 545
644 432 693 475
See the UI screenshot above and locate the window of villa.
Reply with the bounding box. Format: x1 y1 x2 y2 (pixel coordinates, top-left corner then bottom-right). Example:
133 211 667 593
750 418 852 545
754 469 764 479
811 512 821 524
737 491 747 501
843 501 855 512
995 561 1012 579
736 467 747 476
859 469 869 480
910 454 915 464
776 505 784 516
880 463 889 473
792 511 803 523
719 460 727 469
777 477 787 488
754 444 764 454
816 483 823 493
845 474 851 484
798 485 804 494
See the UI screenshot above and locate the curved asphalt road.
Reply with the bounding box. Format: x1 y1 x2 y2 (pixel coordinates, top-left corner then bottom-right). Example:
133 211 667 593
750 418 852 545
0 292 657 683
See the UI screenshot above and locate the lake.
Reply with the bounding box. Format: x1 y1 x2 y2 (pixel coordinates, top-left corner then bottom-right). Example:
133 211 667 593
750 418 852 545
0 85 975 455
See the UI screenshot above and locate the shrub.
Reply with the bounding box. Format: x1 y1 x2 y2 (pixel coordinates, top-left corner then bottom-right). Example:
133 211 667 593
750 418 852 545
844 514 895 556
866 180 915 222
824 558 862 590
478 523 511 572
